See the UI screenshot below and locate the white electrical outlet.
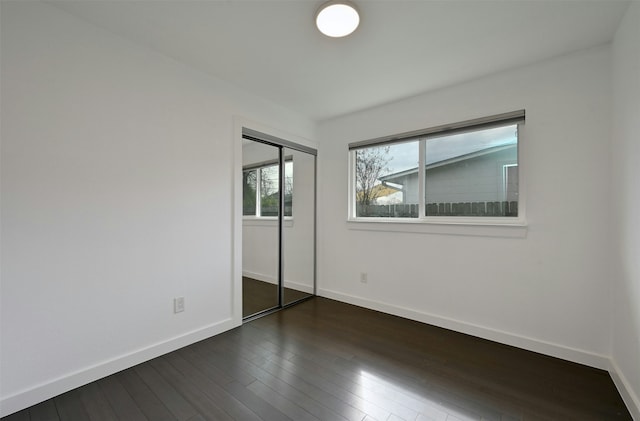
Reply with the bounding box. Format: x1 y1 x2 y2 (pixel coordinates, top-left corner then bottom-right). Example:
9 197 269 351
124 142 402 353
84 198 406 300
360 272 368 283
174 297 185 313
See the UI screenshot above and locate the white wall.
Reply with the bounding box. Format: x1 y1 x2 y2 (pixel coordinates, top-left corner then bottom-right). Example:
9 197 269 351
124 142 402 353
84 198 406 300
611 1 640 418
318 46 613 368
0 1 314 416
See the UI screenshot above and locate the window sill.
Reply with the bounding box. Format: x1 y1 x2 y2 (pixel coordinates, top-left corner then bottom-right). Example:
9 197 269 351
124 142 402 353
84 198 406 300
243 217 294 227
346 217 527 238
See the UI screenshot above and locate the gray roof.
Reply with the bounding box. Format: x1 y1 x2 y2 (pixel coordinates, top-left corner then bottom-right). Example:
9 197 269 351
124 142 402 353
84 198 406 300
380 142 517 184
424 126 517 165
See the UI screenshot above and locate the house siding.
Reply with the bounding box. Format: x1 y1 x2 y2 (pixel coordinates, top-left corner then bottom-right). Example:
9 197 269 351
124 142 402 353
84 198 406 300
390 147 517 205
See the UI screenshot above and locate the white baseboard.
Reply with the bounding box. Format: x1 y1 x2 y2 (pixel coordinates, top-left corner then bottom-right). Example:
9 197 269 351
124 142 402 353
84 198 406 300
243 271 314 294
0 318 238 418
243 270 277 284
609 359 640 420
317 288 610 370
284 280 314 294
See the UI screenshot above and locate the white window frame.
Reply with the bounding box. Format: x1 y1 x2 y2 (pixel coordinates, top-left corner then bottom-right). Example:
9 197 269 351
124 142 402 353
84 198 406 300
347 111 527 230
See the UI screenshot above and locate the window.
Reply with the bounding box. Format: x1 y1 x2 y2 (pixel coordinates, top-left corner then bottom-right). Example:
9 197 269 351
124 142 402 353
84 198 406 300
349 110 524 224
243 159 293 217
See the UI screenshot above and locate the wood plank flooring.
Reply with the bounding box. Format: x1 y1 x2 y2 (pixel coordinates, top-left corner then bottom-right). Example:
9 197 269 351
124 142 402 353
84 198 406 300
242 277 311 318
2 297 632 420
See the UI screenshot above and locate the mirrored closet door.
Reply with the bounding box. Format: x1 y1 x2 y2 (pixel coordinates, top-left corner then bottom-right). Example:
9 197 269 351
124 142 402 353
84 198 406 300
241 131 316 320
282 147 315 306
241 140 281 317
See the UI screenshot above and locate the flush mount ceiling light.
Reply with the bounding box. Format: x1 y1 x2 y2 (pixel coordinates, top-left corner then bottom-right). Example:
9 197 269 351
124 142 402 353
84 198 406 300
316 1 360 38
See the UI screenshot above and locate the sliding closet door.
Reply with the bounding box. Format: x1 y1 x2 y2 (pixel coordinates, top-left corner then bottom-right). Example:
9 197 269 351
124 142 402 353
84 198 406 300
241 140 281 318
283 147 315 306
241 128 316 320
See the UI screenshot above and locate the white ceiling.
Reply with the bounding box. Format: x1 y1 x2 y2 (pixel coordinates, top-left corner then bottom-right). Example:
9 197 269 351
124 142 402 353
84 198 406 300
49 0 630 122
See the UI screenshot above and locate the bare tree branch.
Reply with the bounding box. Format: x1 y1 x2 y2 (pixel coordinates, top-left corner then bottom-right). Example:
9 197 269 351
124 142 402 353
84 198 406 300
355 147 391 216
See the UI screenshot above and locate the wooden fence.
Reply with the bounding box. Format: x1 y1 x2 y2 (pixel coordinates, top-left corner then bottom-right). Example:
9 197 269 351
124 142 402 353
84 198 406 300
357 201 518 217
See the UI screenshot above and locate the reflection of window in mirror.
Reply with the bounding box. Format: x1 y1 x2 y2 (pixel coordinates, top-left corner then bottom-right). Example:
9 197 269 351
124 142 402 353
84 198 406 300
242 169 257 216
243 157 293 217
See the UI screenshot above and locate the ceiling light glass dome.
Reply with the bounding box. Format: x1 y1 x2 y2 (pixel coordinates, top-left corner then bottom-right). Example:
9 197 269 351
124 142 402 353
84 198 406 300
316 1 360 38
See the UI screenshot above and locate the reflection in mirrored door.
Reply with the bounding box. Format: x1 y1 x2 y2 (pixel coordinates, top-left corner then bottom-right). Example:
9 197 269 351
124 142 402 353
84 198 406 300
241 129 317 320
283 147 315 306
241 139 280 318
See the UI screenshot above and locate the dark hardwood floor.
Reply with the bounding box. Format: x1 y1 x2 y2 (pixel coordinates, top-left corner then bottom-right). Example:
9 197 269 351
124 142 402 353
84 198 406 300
3 297 632 420
243 277 311 318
